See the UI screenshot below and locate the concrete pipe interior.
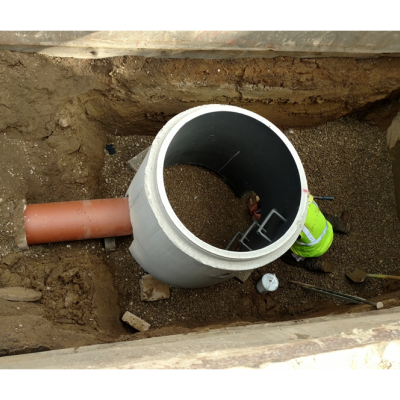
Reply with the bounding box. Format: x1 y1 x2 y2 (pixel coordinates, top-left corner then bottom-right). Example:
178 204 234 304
128 105 308 288
164 111 302 251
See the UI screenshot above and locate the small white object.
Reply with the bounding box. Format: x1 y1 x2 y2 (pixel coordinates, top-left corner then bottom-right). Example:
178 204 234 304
122 311 150 331
256 273 279 293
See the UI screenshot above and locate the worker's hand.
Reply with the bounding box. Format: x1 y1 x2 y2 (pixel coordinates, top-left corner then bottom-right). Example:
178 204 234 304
249 203 258 214
254 211 261 220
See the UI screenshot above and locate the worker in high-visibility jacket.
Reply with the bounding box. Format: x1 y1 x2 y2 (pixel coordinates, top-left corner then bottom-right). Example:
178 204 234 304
280 193 350 272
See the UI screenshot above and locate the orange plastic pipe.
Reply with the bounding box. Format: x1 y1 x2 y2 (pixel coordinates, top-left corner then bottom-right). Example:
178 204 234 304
24 198 132 245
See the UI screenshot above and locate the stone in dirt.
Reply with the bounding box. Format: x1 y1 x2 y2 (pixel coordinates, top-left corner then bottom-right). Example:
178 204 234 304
236 270 254 283
127 146 151 172
1 253 22 266
139 274 170 301
13 199 29 250
122 311 150 331
104 237 116 253
387 112 400 149
0 287 42 302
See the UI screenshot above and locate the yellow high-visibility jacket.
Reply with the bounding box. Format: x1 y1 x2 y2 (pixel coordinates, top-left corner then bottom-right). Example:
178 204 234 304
290 194 333 258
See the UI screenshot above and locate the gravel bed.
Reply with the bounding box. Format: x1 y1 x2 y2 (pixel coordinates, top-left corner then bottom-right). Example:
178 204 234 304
164 164 253 250
98 117 400 330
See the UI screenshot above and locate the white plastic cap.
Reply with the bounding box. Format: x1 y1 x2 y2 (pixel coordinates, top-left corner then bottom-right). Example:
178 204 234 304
257 273 279 293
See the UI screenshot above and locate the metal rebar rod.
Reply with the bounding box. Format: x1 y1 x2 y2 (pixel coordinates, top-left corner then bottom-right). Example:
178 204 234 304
289 280 383 309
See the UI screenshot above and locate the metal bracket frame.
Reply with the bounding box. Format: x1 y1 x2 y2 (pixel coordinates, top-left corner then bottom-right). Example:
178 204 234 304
256 208 287 242
226 208 287 251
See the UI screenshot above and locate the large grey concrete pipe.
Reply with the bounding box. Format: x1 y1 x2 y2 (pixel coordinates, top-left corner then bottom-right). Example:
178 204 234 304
126 105 309 288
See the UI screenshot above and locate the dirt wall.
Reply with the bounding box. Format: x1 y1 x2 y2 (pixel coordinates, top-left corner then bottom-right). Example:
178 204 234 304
2 51 400 140
2 49 399 205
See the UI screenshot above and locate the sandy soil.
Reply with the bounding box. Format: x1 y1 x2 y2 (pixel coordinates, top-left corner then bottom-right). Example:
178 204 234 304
1 50 400 355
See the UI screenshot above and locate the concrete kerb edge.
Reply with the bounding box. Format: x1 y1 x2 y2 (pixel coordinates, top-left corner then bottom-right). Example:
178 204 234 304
1 306 400 369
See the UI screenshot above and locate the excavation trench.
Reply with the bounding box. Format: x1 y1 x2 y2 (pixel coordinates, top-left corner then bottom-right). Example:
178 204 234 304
1 49 400 357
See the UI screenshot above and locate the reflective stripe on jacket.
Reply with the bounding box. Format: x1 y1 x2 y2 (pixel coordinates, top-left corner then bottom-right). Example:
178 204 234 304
290 194 333 258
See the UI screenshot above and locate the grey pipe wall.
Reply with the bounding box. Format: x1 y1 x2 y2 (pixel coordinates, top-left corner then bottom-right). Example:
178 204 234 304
126 105 308 288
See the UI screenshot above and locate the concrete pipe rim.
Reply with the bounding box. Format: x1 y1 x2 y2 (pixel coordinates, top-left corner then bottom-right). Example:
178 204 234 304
147 104 309 268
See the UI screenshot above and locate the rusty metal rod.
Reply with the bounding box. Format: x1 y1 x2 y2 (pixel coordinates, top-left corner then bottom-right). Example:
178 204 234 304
289 280 383 309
